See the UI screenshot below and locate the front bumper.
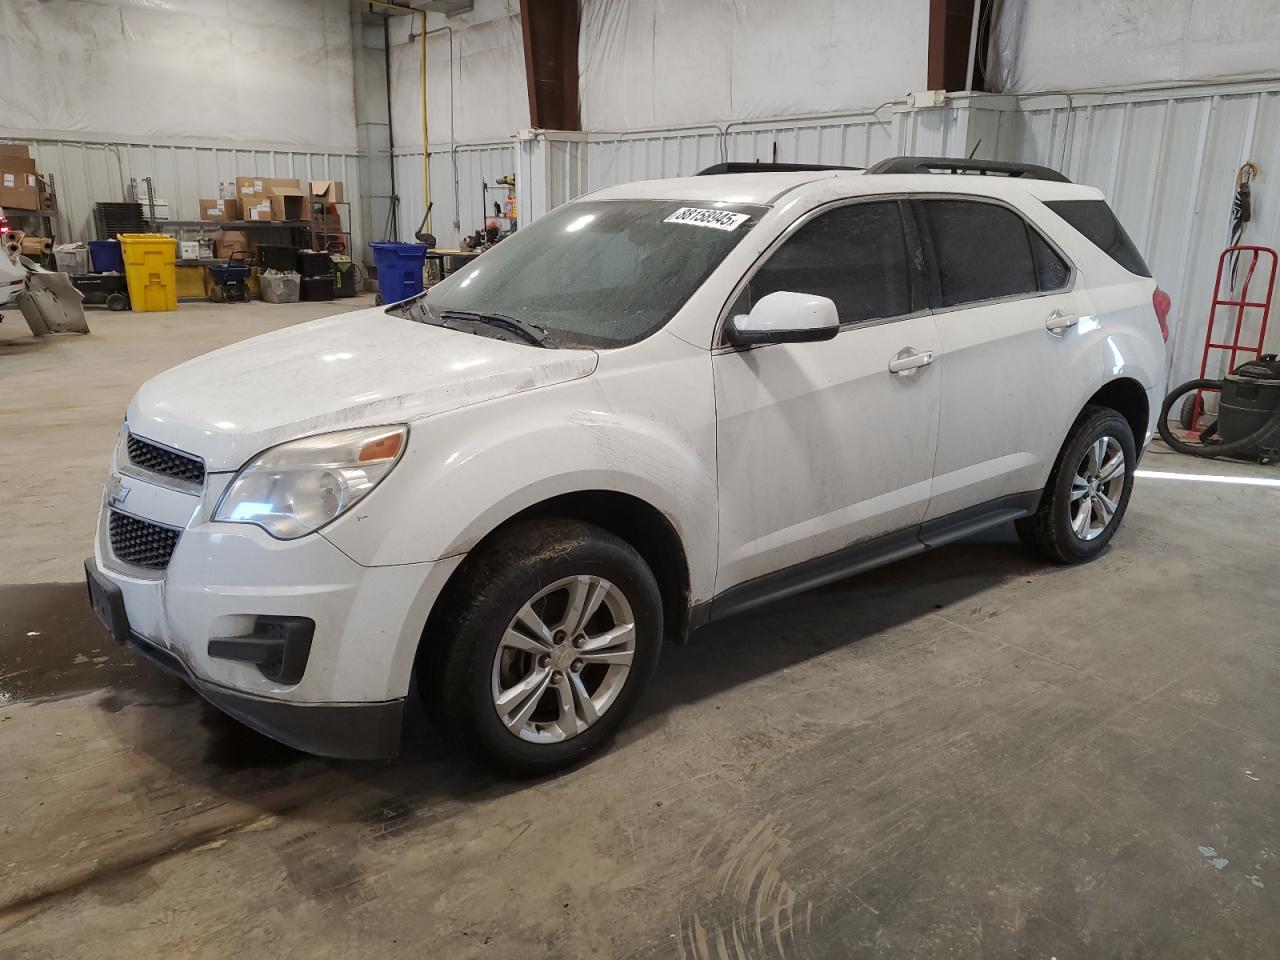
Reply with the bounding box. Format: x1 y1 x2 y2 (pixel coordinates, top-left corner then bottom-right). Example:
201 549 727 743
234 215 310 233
87 557 406 759
88 477 463 758
132 629 404 759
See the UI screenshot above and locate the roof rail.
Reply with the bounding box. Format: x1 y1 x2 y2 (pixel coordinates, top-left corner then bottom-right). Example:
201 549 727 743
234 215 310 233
865 156 1072 183
697 161 864 176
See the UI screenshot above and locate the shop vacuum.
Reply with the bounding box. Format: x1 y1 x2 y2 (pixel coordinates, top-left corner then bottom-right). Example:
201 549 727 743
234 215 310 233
1159 355 1280 462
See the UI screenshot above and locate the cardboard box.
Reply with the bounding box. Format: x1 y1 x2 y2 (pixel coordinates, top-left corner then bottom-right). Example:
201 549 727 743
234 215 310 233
235 176 302 201
214 229 252 260
0 166 38 209
5 156 37 176
268 187 307 222
199 197 242 221
310 180 344 204
0 143 32 162
243 198 274 222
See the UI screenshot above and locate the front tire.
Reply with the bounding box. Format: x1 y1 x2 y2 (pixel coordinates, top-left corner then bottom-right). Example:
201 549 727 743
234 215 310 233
421 518 662 777
1016 406 1136 564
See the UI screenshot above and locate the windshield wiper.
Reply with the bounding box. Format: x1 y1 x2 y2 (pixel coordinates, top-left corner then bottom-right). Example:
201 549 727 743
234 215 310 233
439 310 559 348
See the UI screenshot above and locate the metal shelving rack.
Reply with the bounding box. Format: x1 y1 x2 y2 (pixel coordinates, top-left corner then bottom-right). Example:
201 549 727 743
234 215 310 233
305 200 351 255
5 173 63 265
144 218 314 257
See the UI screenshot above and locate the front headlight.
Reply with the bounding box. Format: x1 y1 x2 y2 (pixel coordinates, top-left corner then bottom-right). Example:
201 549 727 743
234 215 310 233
213 425 407 540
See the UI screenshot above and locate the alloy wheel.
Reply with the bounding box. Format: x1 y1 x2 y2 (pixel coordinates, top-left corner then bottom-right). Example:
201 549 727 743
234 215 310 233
490 575 636 743
1070 435 1126 540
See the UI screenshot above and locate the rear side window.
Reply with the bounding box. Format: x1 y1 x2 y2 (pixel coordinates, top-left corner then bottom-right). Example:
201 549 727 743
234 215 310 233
917 199 1041 307
743 201 913 324
1044 199 1151 277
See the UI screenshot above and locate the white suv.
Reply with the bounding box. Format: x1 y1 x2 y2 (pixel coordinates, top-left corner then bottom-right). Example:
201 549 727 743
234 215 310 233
86 157 1170 774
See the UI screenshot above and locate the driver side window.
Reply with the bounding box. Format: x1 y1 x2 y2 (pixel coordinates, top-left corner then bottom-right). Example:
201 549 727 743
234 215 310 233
735 201 913 325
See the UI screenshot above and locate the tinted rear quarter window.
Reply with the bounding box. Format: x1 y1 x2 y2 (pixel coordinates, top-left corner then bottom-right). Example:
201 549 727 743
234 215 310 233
1045 199 1151 277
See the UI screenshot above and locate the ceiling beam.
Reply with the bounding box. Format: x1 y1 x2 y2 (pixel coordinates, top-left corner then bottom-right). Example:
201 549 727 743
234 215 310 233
519 0 580 131
928 0 994 92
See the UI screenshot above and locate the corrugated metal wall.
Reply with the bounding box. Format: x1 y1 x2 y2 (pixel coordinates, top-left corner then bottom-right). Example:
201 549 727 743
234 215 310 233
984 82 1280 382
392 142 516 249
579 105 971 192
0 135 363 255
513 106 971 222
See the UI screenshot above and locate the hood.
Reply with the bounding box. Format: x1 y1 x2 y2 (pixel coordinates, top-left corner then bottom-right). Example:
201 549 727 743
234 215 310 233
127 307 598 470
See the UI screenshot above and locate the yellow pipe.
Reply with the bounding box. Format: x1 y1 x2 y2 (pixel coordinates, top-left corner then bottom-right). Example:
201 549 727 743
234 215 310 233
366 0 430 230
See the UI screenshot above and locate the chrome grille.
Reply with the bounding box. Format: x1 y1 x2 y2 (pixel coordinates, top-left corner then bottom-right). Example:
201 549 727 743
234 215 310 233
108 510 181 569
126 433 204 485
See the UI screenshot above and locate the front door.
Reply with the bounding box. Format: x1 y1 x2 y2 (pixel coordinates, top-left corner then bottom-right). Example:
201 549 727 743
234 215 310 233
713 200 942 594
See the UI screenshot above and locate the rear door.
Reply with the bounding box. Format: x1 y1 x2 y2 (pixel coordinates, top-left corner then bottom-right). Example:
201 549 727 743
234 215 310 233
915 196 1097 520
713 199 941 592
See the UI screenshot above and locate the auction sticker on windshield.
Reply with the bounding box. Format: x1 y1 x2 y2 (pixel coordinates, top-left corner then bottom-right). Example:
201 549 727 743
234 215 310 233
663 207 750 231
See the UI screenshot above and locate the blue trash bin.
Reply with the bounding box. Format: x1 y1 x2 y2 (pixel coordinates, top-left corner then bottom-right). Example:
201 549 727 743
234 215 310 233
369 242 428 304
88 239 125 273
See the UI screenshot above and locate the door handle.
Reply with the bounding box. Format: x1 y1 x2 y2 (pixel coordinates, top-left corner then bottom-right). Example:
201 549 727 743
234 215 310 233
1045 309 1080 335
888 348 935 375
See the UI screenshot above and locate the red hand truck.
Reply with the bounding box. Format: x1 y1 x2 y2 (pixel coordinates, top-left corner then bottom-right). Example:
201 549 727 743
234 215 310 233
1183 244 1277 431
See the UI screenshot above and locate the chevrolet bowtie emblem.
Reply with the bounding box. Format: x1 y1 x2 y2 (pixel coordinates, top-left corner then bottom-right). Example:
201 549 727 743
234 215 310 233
106 474 130 508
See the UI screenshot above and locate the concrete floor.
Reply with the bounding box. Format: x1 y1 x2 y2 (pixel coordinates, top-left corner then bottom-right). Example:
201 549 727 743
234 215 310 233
1 300 1278 958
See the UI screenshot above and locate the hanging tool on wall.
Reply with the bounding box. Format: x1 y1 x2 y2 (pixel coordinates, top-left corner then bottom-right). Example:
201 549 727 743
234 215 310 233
415 202 436 248
1229 161 1260 290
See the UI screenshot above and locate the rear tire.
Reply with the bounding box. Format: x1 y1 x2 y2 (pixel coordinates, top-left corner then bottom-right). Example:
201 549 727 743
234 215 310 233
419 518 662 777
1015 406 1136 564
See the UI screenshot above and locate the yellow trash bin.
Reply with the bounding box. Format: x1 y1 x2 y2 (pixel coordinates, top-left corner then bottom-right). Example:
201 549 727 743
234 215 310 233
119 234 178 312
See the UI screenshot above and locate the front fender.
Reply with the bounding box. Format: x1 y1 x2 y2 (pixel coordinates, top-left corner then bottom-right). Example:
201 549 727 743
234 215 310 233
321 340 719 602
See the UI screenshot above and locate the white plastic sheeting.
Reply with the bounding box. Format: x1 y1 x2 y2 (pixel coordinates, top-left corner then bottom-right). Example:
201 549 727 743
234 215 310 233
0 0 356 148
579 0 930 130
388 0 529 149
989 0 1280 94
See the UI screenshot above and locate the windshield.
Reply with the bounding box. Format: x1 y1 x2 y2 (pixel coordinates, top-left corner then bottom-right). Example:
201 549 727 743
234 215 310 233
417 199 766 348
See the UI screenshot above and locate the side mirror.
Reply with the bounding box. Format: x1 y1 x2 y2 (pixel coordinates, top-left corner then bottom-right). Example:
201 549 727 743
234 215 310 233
727 291 840 346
